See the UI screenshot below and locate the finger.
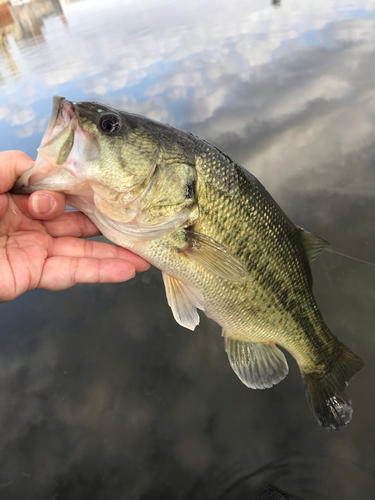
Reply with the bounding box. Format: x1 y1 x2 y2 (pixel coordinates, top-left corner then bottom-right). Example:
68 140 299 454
41 210 102 238
0 193 8 219
0 151 34 193
38 256 137 291
12 191 67 221
50 236 151 272
28 191 67 220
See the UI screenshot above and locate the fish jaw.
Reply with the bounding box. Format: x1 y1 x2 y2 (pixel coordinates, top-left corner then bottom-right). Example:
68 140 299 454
12 96 191 249
13 96 98 195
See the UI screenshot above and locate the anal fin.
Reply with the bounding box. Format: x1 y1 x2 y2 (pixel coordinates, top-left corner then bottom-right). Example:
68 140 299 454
162 272 204 331
224 334 289 389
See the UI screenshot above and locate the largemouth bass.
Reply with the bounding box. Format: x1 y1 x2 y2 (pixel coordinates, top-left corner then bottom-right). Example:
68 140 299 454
13 96 364 430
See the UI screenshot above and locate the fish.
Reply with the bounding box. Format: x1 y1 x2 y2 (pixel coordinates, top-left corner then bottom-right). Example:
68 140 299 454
13 96 364 430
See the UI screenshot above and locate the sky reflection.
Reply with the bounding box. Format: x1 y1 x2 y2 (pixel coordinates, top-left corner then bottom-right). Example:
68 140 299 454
1 0 375 142
0 1 375 499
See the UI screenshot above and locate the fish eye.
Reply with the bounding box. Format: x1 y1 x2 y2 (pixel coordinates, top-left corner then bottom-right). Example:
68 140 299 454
99 114 122 134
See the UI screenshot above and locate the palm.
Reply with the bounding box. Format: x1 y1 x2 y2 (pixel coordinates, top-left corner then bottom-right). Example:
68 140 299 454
0 193 148 303
1 195 60 301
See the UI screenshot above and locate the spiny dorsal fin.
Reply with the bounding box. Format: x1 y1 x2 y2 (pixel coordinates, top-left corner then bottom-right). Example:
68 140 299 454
224 334 289 389
162 272 204 331
181 230 249 282
298 227 329 264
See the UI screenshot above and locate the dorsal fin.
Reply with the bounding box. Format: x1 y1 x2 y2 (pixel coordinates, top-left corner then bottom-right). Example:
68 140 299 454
298 227 329 264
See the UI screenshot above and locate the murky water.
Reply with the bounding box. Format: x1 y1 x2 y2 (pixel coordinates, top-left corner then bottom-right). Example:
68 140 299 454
0 0 375 498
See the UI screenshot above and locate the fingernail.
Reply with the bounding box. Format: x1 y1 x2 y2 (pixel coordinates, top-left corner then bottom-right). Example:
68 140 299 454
31 194 56 214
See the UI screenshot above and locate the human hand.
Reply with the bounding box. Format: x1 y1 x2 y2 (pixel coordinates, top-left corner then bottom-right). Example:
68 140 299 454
0 150 150 303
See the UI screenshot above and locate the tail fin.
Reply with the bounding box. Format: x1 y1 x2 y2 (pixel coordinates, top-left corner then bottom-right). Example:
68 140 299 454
302 344 364 430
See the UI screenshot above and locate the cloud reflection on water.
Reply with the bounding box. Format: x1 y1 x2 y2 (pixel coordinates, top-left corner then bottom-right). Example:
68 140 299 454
0 0 374 499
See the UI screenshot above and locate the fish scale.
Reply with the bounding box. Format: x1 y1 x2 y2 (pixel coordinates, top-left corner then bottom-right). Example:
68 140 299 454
13 96 364 430
195 156 313 338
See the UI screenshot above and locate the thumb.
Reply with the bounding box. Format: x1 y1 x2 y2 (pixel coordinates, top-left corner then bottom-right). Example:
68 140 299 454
0 150 35 194
28 191 67 220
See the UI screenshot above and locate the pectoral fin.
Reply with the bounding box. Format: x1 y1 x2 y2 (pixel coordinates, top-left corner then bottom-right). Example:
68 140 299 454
181 230 249 282
224 334 289 389
162 272 204 331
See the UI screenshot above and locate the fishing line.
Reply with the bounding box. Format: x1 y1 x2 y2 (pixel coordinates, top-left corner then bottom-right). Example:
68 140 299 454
324 248 375 267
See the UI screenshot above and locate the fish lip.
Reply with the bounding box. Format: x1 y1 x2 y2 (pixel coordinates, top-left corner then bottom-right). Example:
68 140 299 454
12 96 83 194
12 165 41 194
11 182 35 195
41 96 75 145
57 98 76 133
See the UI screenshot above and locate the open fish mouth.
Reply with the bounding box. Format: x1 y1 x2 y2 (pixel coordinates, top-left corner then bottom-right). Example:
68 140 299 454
11 96 182 232
13 96 98 194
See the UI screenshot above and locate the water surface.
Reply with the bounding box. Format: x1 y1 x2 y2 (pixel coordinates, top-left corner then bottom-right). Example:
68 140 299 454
0 0 375 498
